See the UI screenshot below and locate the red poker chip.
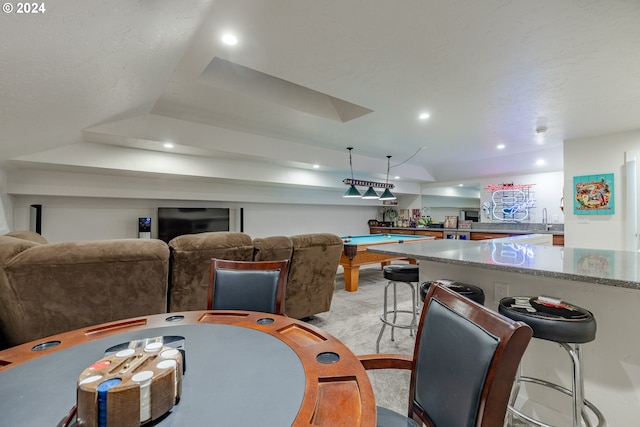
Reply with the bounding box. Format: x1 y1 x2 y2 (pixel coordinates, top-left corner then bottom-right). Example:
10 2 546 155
89 359 112 370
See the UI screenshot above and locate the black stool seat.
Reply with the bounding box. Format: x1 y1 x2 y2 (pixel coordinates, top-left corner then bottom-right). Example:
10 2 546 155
499 296 604 427
420 280 485 305
383 264 419 282
499 296 596 344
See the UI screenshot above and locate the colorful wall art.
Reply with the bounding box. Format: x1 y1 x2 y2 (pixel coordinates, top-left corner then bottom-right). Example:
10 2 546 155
573 173 614 215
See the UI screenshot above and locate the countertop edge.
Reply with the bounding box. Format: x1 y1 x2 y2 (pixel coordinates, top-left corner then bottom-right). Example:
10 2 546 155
367 246 640 291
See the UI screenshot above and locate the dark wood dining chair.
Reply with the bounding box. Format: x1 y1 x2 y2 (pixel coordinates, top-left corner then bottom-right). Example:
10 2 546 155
359 283 532 427
208 258 289 315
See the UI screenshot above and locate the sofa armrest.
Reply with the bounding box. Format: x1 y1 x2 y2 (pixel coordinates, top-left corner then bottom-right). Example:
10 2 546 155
253 236 293 261
4 230 48 244
285 233 343 319
0 239 169 347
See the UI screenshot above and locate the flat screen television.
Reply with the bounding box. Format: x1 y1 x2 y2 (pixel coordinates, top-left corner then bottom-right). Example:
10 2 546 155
158 207 230 243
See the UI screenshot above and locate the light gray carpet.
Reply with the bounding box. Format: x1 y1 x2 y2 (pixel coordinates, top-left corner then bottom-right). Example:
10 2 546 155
306 264 417 416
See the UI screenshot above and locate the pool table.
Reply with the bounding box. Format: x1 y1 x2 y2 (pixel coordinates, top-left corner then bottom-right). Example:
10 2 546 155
340 234 435 291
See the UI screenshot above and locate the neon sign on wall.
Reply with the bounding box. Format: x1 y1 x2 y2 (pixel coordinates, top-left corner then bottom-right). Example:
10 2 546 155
484 183 536 222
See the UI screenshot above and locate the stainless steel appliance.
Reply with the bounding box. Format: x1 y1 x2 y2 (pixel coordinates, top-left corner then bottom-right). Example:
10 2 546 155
460 209 479 222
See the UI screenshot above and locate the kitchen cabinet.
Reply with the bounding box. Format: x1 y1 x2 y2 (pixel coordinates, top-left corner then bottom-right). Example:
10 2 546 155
470 232 510 240
370 227 444 239
394 229 417 235
414 230 444 239
370 227 392 234
371 227 563 245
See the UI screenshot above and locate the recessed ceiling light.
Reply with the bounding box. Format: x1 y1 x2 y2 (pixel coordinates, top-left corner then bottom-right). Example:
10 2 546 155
418 112 430 120
497 144 505 150
163 143 174 149
394 176 400 180
535 159 545 166
312 164 319 169
221 33 238 46
458 184 464 187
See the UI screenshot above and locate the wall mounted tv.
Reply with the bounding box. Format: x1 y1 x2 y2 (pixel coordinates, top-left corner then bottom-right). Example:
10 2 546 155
158 207 230 243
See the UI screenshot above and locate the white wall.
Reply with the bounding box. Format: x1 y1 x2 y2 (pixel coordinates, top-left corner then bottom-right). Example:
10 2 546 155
4 168 385 241
242 204 376 238
421 195 481 222
2 166 570 242
564 129 640 250
10 195 378 243
479 171 564 224
0 169 10 234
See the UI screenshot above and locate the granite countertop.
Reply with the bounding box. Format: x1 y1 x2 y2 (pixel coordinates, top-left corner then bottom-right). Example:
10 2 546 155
367 239 640 290
371 226 564 235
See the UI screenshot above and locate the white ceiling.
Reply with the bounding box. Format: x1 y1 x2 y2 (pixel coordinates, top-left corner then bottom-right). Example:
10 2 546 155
2 0 640 192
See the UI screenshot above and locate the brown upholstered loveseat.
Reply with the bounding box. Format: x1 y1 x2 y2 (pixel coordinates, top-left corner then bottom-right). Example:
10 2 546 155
168 232 343 320
0 231 343 349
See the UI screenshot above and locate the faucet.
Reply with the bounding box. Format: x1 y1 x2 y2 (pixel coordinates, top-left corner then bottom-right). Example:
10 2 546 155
542 208 550 230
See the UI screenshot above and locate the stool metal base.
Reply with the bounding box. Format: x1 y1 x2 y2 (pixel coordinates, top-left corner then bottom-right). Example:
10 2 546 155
507 343 606 427
376 279 418 353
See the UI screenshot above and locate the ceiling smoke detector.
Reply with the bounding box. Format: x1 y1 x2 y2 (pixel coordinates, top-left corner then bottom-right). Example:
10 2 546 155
535 126 548 134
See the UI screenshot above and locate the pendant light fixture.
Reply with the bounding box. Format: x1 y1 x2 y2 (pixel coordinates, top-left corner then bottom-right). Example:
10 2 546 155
361 186 379 199
342 147 395 199
378 155 397 200
343 147 362 198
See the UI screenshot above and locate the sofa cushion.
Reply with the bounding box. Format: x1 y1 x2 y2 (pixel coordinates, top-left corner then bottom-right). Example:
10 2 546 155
253 236 293 262
168 232 254 312
0 236 40 265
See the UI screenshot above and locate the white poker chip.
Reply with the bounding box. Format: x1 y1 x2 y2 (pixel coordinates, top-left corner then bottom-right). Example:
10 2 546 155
115 349 136 358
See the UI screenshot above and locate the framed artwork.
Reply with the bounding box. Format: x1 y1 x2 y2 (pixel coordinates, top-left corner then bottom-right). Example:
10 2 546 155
573 173 614 215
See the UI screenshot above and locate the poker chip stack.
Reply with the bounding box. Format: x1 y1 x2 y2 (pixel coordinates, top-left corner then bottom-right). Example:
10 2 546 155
76 342 183 427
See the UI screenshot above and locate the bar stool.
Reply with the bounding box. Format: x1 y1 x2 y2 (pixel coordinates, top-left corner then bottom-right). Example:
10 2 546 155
419 279 485 305
376 264 419 352
499 296 605 427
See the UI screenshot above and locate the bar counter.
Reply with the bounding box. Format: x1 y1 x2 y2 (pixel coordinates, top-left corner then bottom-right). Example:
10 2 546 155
368 238 640 425
367 237 638 290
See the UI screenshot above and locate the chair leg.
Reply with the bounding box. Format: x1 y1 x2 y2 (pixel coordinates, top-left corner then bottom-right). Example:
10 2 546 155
568 343 584 427
506 342 606 427
507 364 522 426
391 281 397 341
377 280 420 352
376 282 391 353
409 281 417 337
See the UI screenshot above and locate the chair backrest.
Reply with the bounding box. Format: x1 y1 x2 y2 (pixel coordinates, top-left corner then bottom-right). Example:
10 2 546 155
410 284 532 427
208 259 289 315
